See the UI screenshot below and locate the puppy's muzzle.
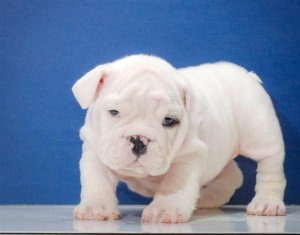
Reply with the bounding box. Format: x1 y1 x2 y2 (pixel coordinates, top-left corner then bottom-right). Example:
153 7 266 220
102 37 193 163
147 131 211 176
130 136 148 158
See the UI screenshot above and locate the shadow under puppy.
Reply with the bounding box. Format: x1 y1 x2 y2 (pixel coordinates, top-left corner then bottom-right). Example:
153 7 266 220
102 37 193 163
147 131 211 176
72 54 286 223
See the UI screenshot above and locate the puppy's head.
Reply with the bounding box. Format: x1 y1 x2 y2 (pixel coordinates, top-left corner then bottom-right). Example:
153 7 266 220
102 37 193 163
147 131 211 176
72 55 201 177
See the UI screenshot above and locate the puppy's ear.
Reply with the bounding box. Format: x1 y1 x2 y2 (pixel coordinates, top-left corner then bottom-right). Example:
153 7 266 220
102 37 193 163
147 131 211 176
182 82 208 126
72 64 109 109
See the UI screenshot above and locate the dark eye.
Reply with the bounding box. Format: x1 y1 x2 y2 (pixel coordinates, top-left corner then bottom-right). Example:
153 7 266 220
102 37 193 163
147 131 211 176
162 117 178 127
108 110 119 117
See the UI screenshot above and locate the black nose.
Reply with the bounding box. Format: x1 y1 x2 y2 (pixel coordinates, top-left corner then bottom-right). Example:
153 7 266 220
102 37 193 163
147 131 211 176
130 136 147 158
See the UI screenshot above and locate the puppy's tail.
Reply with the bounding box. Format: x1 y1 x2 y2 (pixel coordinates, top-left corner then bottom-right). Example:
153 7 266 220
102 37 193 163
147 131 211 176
249 71 263 84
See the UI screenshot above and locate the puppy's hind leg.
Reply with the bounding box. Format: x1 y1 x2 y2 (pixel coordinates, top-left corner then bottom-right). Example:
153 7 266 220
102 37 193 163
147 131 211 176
242 143 286 216
239 86 286 216
243 145 286 216
197 160 243 208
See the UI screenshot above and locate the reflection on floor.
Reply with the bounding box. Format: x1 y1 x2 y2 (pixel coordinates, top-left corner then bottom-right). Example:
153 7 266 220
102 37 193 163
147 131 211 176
0 205 299 233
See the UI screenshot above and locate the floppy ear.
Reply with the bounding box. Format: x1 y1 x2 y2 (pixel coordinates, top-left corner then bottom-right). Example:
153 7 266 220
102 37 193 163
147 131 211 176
72 65 108 109
182 82 208 126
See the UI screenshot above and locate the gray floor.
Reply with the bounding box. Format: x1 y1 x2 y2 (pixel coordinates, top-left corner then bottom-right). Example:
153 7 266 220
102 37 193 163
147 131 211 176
0 205 299 233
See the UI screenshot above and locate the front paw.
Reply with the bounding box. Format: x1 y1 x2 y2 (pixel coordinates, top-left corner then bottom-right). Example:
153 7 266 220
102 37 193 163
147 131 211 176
73 202 120 220
142 199 193 223
247 196 285 216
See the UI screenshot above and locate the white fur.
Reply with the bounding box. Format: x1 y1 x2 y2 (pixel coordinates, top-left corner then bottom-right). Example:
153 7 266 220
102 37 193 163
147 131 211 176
72 55 286 223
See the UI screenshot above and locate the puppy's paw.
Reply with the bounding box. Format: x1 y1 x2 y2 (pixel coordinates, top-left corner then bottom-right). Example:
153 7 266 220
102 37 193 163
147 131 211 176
247 196 285 216
73 202 120 220
142 200 193 223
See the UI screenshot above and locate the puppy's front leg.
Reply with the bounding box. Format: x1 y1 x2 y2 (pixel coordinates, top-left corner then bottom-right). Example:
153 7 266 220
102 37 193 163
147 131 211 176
142 155 202 223
74 150 120 220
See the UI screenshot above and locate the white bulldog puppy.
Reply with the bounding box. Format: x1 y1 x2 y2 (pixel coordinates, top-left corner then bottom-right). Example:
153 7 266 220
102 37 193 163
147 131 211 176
72 54 286 223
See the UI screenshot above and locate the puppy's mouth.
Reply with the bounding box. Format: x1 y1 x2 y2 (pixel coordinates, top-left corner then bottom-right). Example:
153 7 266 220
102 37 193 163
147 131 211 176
99 134 167 177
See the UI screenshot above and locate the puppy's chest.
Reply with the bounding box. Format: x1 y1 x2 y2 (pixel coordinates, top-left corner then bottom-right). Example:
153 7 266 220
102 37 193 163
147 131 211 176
117 175 164 196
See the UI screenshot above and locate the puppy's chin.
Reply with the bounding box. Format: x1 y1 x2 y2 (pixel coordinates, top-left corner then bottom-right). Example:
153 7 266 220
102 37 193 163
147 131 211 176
114 162 149 178
103 152 172 178
113 160 171 178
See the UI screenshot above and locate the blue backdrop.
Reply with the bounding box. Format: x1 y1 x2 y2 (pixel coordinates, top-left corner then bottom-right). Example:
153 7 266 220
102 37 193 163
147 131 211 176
0 0 299 205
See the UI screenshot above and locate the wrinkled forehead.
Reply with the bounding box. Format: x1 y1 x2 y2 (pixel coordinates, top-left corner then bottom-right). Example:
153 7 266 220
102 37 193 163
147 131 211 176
107 69 181 99
101 72 183 116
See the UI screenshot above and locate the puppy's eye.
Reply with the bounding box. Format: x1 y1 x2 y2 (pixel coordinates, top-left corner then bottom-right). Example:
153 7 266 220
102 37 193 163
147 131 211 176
162 117 178 127
108 110 119 117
